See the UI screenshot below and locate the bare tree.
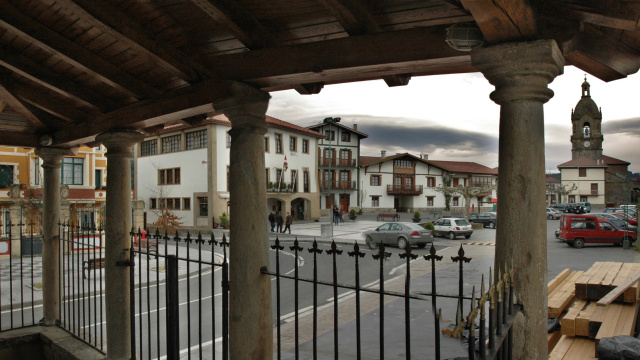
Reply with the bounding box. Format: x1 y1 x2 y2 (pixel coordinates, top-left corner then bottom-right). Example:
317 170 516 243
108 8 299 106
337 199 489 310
434 174 497 220
434 173 455 211
146 162 183 232
556 183 578 204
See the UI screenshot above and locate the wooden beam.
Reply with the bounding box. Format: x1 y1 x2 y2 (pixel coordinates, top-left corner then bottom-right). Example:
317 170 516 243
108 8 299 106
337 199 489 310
0 130 39 147
460 0 536 43
294 82 325 95
319 0 380 35
0 100 5 112
0 47 113 111
383 74 411 87
597 270 640 306
0 1 160 99
189 0 275 49
563 25 640 82
540 3 639 31
0 81 44 129
58 0 211 82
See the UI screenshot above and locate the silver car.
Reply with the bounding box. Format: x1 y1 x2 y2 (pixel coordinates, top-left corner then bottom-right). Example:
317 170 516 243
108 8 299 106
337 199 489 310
546 208 561 220
364 222 433 250
433 218 473 240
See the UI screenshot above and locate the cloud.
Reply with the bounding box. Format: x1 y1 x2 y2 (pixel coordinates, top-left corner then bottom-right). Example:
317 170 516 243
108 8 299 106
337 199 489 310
603 117 640 137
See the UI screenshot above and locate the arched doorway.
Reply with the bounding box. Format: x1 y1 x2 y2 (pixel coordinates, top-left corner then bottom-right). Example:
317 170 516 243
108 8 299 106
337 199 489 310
291 198 309 220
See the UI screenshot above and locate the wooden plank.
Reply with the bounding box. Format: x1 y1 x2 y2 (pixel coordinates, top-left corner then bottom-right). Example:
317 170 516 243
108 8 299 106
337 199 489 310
575 262 604 299
460 0 536 43
598 261 623 298
597 269 640 306
575 302 597 337
595 304 624 340
588 304 607 339
586 262 615 299
549 335 573 360
564 337 596 360
549 271 584 318
561 299 587 336
548 269 571 295
624 263 640 303
548 329 562 354
595 303 639 340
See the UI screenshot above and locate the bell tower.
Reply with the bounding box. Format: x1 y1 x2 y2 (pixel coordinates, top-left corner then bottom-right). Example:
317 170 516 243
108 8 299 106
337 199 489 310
571 76 603 161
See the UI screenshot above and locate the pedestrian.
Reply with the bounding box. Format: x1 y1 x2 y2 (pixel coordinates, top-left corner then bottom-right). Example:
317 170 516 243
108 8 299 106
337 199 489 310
333 207 340 226
284 212 292 234
268 211 276 232
276 211 284 233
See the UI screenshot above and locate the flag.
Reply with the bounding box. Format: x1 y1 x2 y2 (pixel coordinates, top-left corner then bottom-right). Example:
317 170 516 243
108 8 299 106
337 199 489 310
283 156 288 171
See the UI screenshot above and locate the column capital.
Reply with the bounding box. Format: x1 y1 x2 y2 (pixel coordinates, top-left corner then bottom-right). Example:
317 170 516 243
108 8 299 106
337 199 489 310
35 147 78 167
96 129 144 157
212 81 271 130
471 39 565 104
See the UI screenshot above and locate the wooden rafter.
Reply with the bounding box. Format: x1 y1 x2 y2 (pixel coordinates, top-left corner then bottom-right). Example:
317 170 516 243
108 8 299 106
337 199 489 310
293 82 325 95
0 1 160 100
460 0 536 43
540 2 639 31
0 47 112 112
0 81 43 129
57 0 212 82
189 0 275 49
0 100 5 113
319 0 380 35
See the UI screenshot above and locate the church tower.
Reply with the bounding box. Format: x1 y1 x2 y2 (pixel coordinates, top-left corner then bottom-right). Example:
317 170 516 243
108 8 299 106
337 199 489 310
571 77 603 161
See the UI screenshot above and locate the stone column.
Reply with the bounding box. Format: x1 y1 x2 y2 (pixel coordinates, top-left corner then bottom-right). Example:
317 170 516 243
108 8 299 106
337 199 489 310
472 40 564 359
212 82 272 359
8 185 21 258
96 129 144 360
35 147 77 325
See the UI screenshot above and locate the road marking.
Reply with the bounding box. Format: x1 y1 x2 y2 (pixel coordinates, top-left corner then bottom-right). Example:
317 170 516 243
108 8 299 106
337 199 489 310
463 242 495 246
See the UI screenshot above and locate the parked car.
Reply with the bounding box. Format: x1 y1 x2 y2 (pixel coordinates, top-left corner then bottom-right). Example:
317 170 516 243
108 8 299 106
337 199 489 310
590 213 638 232
432 218 473 239
551 204 568 212
602 207 636 217
612 212 638 226
546 208 561 220
364 222 433 250
469 212 497 228
559 214 637 248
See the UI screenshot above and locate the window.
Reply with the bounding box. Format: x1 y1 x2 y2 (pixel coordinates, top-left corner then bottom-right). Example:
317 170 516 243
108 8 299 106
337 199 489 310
275 134 282 153
302 139 309 153
371 196 380 207
165 198 181 210
340 149 350 164
289 136 297 151
341 132 351 142
371 175 381 186
405 177 413 186
198 197 208 217
226 166 230 191
141 139 158 156
226 132 231 148
324 130 335 141
453 197 459 206
158 168 180 185
340 171 349 182
150 198 157 209
183 198 191 210
291 170 298 191
0 165 13 188
95 169 102 189
427 177 435 187
395 177 402 187
161 135 181 153
579 168 587 177
568 195 575 203
303 170 309 192
394 159 412 168
591 183 598 195
265 168 270 187
325 149 334 159
580 196 588 202
427 197 434 206
453 178 459 187
186 130 207 150
264 137 269 152
61 158 84 185
472 176 492 186
34 158 40 185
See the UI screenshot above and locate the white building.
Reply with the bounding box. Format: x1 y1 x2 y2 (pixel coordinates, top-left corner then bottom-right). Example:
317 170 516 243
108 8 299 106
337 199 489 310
359 152 498 213
135 115 324 231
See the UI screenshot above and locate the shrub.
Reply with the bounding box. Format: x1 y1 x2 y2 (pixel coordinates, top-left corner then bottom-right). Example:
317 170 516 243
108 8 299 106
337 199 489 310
423 222 435 231
220 212 230 227
414 211 421 218
358 208 363 215
349 208 356 216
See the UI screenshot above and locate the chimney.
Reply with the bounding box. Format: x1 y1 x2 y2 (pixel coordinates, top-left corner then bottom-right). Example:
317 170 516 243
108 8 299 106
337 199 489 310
381 150 386 159
353 124 358 131
424 154 428 160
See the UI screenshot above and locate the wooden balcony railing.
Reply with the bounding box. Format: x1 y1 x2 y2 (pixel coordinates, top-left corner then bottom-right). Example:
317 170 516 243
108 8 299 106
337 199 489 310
320 180 356 190
386 184 423 195
318 157 356 167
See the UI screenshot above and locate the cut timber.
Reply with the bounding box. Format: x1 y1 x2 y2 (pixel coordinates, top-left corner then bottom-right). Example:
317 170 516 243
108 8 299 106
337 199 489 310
549 335 596 360
548 271 584 318
548 329 562 354
575 262 604 299
597 268 640 306
595 302 640 341
561 299 587 336
586 262 616 300
588 305 607 339
548 269 571 294
575 302 597 337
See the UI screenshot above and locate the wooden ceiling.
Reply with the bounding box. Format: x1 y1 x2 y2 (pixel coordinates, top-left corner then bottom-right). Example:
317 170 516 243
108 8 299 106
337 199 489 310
0 0 639 148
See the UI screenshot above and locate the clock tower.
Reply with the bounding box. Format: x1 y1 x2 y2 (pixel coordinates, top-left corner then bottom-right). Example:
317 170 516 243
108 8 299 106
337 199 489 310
571 77 603 161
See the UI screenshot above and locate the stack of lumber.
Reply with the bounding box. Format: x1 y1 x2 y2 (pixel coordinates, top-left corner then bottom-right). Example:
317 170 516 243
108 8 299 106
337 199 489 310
548 262 640 359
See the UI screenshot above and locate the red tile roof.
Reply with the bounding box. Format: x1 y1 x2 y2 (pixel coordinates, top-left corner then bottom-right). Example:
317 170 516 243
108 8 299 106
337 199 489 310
427 160 498 175
360 156 381 166
546 176 560 183
307 122 368 138
557 157 607 168
205 114 324 138
603 155 630 165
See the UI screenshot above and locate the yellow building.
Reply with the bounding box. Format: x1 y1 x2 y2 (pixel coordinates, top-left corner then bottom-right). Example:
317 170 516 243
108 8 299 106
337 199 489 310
0 145 108 241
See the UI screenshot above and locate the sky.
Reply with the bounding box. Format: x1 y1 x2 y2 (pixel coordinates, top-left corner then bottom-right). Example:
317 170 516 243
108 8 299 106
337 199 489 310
265 66 640 173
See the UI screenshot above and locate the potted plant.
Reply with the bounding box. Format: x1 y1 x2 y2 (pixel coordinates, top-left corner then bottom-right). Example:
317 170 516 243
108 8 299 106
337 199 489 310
349 208 357 220
358 208 363 215
412 211 421 223
220 212 230 229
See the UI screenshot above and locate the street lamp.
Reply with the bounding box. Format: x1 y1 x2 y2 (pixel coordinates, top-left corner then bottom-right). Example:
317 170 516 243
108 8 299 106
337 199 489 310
615 173 631 248
324 117 340 235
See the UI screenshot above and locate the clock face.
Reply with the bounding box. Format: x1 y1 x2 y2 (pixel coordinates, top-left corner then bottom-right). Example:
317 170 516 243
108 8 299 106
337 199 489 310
584 141 591 148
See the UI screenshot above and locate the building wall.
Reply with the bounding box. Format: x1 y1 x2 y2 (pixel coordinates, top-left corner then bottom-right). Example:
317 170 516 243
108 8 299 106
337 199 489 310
560 167 606 206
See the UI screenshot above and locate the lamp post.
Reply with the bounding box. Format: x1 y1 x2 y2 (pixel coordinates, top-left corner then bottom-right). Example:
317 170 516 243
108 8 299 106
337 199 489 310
324 117 340 235
615 173 631 248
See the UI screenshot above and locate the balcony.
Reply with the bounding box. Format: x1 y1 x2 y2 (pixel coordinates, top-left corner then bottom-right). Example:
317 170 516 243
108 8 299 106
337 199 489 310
319 180 356 191
387 184 423 195
318 157 356 167
267 182 298 193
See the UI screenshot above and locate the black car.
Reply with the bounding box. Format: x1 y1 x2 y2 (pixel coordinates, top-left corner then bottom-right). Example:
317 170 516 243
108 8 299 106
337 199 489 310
469 212 497 229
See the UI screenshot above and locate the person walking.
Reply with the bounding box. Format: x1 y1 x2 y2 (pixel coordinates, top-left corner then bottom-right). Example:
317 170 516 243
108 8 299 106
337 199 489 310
268 211 276 232
284 212 292 234
276 211 284 233
333 207 340 226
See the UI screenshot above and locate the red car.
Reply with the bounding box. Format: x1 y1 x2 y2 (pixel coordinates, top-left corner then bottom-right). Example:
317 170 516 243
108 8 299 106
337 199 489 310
612 212 638 226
